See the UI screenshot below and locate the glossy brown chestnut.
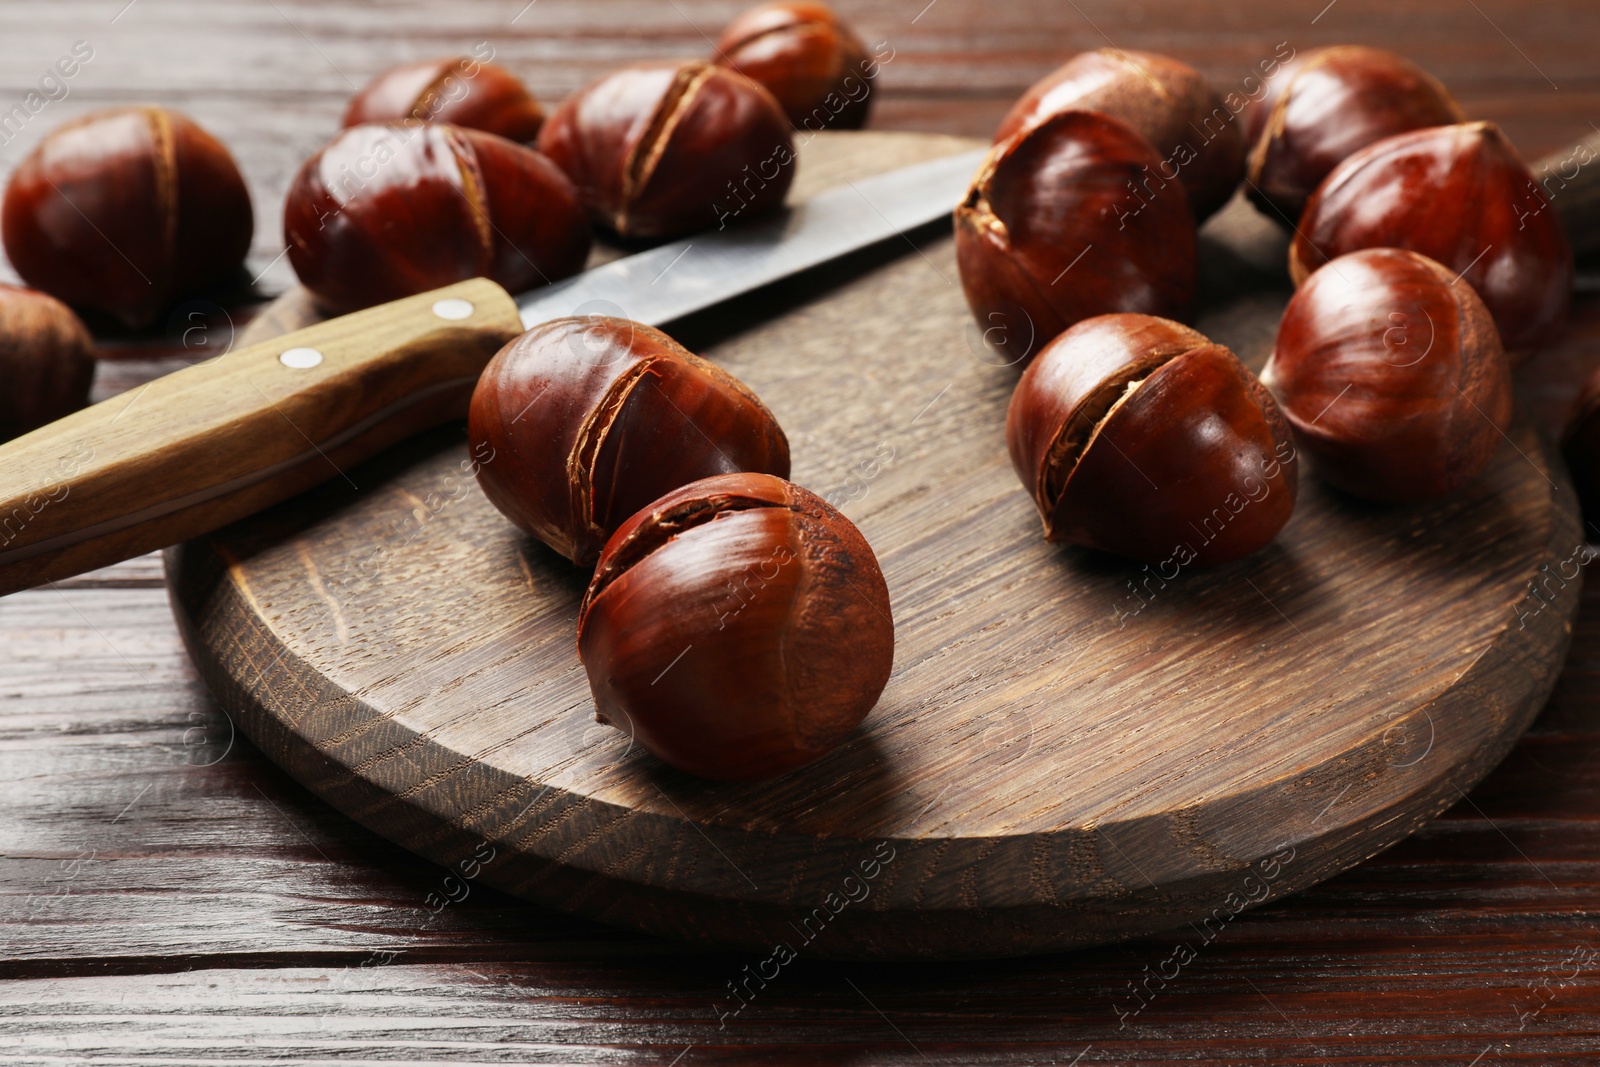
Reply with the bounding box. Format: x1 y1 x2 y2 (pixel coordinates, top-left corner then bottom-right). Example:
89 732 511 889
1263 249 1510 502
0 284 95 441
957 111 1196 362
342 55 545 143
577 472 893 780
285 123 590 313
537 61 795 239
1562 365 1600 530
468 317 790 565
995 49 1245 222
1292 121 1572 354
1242 46 1462 224
713 1 875 131
1007 314 1297 566
2 107 253 329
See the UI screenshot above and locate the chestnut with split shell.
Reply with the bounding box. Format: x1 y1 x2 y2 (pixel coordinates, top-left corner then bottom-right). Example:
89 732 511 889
285 123 591 313
1263 248 1511 503
1291 121 1572 354
713 1 875 131
1242 45 1463 224
956 110 1197 363
342 56 546 143
577 472 894 781
1006 314 1297 566
2 106 253 329
537 60 795 240
995 48 1245 222
467 317 790 566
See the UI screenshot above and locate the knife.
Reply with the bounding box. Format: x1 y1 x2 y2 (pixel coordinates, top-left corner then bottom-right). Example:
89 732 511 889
0 147 986 597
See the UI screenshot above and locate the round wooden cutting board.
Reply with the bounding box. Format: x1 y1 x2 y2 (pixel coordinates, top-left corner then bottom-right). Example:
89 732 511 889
166 131 1582 960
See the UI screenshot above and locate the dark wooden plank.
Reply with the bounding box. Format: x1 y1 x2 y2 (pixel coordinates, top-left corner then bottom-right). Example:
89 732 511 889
5 463 1600 1052
3 0 1600 1058
4 953 1600 1066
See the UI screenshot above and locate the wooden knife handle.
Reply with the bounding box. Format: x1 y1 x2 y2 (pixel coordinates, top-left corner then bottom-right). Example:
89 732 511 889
1533 131 1600 258
0 277 523 596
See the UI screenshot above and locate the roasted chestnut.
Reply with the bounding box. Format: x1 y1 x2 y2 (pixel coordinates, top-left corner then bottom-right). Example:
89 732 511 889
0 284 95 441
713 1 875 131
2 107 253 329
995 49 1245 222
1007 313 1297 566
1263 248 1510 502
343 55 545 143
285 123 590 313
577 472 893 780
468 317 790 565
956 110 1196 362
1292 121 1572 354
1242 45 1462 224
537 61 795 239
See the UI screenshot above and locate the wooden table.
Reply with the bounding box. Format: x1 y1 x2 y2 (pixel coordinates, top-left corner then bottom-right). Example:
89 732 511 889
4 1 1600 1062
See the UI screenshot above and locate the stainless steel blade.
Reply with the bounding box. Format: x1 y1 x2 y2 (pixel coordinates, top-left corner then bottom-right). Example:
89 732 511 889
515 147 986 329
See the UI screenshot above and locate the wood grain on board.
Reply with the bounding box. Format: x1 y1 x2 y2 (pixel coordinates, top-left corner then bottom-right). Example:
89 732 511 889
6 0 1600 1059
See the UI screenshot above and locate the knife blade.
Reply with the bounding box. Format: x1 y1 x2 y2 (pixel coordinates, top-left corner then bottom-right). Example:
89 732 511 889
516 147 986 328
0 145 985 596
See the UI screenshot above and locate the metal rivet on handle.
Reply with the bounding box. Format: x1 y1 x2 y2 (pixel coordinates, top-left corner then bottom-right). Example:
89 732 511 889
279 347 324 369
432 298 475 321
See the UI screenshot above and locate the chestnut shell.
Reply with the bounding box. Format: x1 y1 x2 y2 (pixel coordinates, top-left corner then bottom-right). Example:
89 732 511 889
537 61 795 239
0 284 95 441
342 56 546 143
1291 121 1573 353
1263 248 1510 502
2 107 253 329
956 110 1196 363
995 48 1245 222
284 123 591 313
1007 314 1297 566
714 1 874 130
1243 45 1462 224
577 472 893 781
467 317 790 565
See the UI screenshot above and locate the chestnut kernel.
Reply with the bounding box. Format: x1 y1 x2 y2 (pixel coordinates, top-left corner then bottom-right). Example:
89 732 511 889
1243 46 1462 224
957 111 1196 362
0 284 95 441
537 60 795 239
285 123 591 313
713 1 875 131
343 56 546 143
2 107 253 329
468 317 790 565
1262 248 1510 502
577 472 893 781
995 49 1245 222
1007 313 1297 566
1292 121 1573 354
